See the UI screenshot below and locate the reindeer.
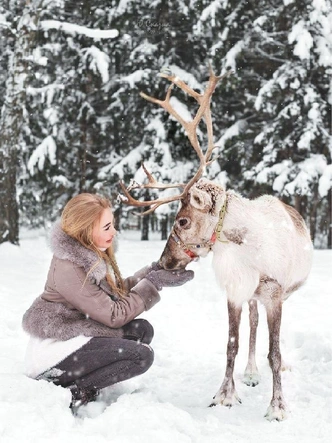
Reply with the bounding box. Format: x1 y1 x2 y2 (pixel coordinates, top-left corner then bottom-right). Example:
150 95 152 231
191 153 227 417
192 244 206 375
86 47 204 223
119 68 313 421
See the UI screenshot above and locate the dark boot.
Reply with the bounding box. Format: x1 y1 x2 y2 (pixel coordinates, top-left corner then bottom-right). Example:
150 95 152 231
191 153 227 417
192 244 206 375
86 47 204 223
69 385 99 416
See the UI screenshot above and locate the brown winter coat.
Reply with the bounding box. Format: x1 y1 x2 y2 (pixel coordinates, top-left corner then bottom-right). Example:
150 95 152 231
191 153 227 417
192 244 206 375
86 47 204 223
22 222 160 341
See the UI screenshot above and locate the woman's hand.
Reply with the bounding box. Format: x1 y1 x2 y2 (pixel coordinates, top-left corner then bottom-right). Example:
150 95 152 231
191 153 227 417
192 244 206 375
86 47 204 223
145 269 194 291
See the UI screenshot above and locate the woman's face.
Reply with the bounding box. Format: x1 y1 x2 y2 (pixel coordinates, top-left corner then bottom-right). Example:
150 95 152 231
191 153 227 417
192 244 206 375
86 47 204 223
92 207 116 249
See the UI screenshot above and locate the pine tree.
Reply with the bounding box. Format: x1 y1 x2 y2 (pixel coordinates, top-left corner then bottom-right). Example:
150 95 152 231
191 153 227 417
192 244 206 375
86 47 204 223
19 0 120 225
0 0 37 244
243 0 332 245
192 0 331 245
2 0 330 246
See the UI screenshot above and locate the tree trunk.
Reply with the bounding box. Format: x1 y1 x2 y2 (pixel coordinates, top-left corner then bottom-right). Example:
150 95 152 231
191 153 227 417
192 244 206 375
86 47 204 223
141 213 150 240
0 150 19 244
309 188 319 246
327 189 331 249
0 3 36 244
141 189 150 241
160 214 168 240
79 128 87 192
113 206 121 232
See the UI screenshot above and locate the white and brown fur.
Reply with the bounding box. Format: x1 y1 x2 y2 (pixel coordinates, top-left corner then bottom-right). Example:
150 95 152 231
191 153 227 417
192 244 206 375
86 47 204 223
159 178 313 421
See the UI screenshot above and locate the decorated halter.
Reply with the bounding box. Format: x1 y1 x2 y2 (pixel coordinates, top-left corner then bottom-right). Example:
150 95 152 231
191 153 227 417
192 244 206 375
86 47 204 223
170 197 228 261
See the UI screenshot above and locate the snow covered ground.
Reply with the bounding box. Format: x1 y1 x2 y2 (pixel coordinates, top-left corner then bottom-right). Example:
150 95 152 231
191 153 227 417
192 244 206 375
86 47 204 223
0 228 331 443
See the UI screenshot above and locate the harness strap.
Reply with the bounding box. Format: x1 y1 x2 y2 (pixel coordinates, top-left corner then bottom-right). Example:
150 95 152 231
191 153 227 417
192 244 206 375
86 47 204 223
215 198 228 242
170 231 199 259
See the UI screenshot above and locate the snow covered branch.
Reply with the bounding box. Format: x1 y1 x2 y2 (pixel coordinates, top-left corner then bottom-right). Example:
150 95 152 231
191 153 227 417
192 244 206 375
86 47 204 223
40 20 119 39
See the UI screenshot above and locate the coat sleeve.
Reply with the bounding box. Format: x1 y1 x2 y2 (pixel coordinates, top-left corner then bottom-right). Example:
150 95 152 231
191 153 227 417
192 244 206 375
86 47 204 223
52 259 160 328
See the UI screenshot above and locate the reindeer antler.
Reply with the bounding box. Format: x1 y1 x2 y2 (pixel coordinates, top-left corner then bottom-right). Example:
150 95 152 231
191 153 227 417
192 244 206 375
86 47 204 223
118 163 186 213
118 67 229 215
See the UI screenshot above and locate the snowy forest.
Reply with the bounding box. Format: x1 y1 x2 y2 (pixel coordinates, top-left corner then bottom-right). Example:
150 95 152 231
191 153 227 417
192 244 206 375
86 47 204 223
0 0 331 247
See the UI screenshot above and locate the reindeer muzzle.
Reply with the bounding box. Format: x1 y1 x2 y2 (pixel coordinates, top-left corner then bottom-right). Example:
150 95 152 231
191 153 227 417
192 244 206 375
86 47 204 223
170 229 217 261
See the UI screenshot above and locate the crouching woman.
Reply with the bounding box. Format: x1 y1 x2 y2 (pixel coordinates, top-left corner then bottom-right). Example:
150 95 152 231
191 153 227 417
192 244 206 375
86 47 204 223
22 193 193 415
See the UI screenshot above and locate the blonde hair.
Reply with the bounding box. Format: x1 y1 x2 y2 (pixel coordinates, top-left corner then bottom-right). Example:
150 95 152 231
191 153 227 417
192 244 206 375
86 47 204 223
61 193 126 297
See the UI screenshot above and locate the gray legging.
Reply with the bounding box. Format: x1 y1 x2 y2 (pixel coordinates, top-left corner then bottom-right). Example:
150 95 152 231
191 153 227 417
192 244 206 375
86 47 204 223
38 319 154 392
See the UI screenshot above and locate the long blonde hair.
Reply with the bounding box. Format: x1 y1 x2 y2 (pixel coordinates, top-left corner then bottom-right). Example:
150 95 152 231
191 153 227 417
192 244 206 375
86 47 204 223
61 193 126 297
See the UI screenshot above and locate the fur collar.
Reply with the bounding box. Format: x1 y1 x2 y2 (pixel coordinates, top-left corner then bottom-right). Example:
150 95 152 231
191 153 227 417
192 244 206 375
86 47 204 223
49 221 107 284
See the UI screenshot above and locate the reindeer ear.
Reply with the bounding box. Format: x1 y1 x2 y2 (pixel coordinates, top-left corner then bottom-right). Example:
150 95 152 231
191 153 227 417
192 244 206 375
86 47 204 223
190 179 226 215
189 187 213 213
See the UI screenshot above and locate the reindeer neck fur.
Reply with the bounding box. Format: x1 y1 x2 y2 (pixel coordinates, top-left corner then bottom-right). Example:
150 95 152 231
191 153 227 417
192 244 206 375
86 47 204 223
211 190 313 306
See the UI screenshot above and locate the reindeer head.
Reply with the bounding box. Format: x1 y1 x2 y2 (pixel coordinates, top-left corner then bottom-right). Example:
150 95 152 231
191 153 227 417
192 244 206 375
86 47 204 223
159 178 226 269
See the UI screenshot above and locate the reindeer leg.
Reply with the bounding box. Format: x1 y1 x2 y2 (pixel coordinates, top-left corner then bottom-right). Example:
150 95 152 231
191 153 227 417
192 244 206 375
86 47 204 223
243 300 260 387
264 297 288 421
210 301 242 407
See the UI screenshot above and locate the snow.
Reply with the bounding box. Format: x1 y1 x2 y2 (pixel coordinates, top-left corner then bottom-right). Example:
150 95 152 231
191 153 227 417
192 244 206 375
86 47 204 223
200 0 227 25
255 77 274 111
146 116 167 140
130 42 158 61
121 70 147 88
27 135 57 175
169 96 192 123
216 120 247 150
223 40 245 72
254 154 330 198
82 46 110 84
319 163 332 197
195 0 228 33
110 144 144 179
51 175 72 187
312 0 329 13
40 20 119 39
0 229 331 442
166 65 203 92
282 155 327 196
288 21 313 60
0 13 9 26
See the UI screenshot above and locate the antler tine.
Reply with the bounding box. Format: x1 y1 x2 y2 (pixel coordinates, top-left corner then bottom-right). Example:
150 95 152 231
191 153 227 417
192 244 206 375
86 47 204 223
118 162 186 214
203 69 232 165
118 179 184 215
159 72 201 100
178 67 226 194
140 86 190 134
141 70 212 168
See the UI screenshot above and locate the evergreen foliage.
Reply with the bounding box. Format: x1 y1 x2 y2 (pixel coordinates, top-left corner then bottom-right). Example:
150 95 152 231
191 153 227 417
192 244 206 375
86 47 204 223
0 0 330 246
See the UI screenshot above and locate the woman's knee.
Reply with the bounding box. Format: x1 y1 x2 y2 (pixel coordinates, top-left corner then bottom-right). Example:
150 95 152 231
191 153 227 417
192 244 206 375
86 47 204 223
122 319 154 344
139 319 154 344
138 343 154 373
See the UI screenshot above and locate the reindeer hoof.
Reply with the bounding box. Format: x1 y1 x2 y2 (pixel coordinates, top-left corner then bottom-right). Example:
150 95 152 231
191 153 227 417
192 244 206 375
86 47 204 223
265 403 288 421
243 372 260 387
209 391 242 408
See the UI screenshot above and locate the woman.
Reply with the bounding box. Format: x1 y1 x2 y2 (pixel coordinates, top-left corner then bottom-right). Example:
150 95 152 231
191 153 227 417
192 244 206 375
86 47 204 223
22 193 193 415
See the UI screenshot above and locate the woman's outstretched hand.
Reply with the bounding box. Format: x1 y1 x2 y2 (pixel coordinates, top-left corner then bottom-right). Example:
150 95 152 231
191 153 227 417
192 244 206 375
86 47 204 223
150 261 163 271
145 269 194 291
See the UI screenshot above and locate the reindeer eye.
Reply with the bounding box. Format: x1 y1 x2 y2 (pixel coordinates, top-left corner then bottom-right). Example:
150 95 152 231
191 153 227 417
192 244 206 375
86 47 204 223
178 218 190 229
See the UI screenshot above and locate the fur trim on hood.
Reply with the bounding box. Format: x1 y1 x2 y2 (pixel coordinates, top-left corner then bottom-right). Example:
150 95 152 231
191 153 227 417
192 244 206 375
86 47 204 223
50 221 108 284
